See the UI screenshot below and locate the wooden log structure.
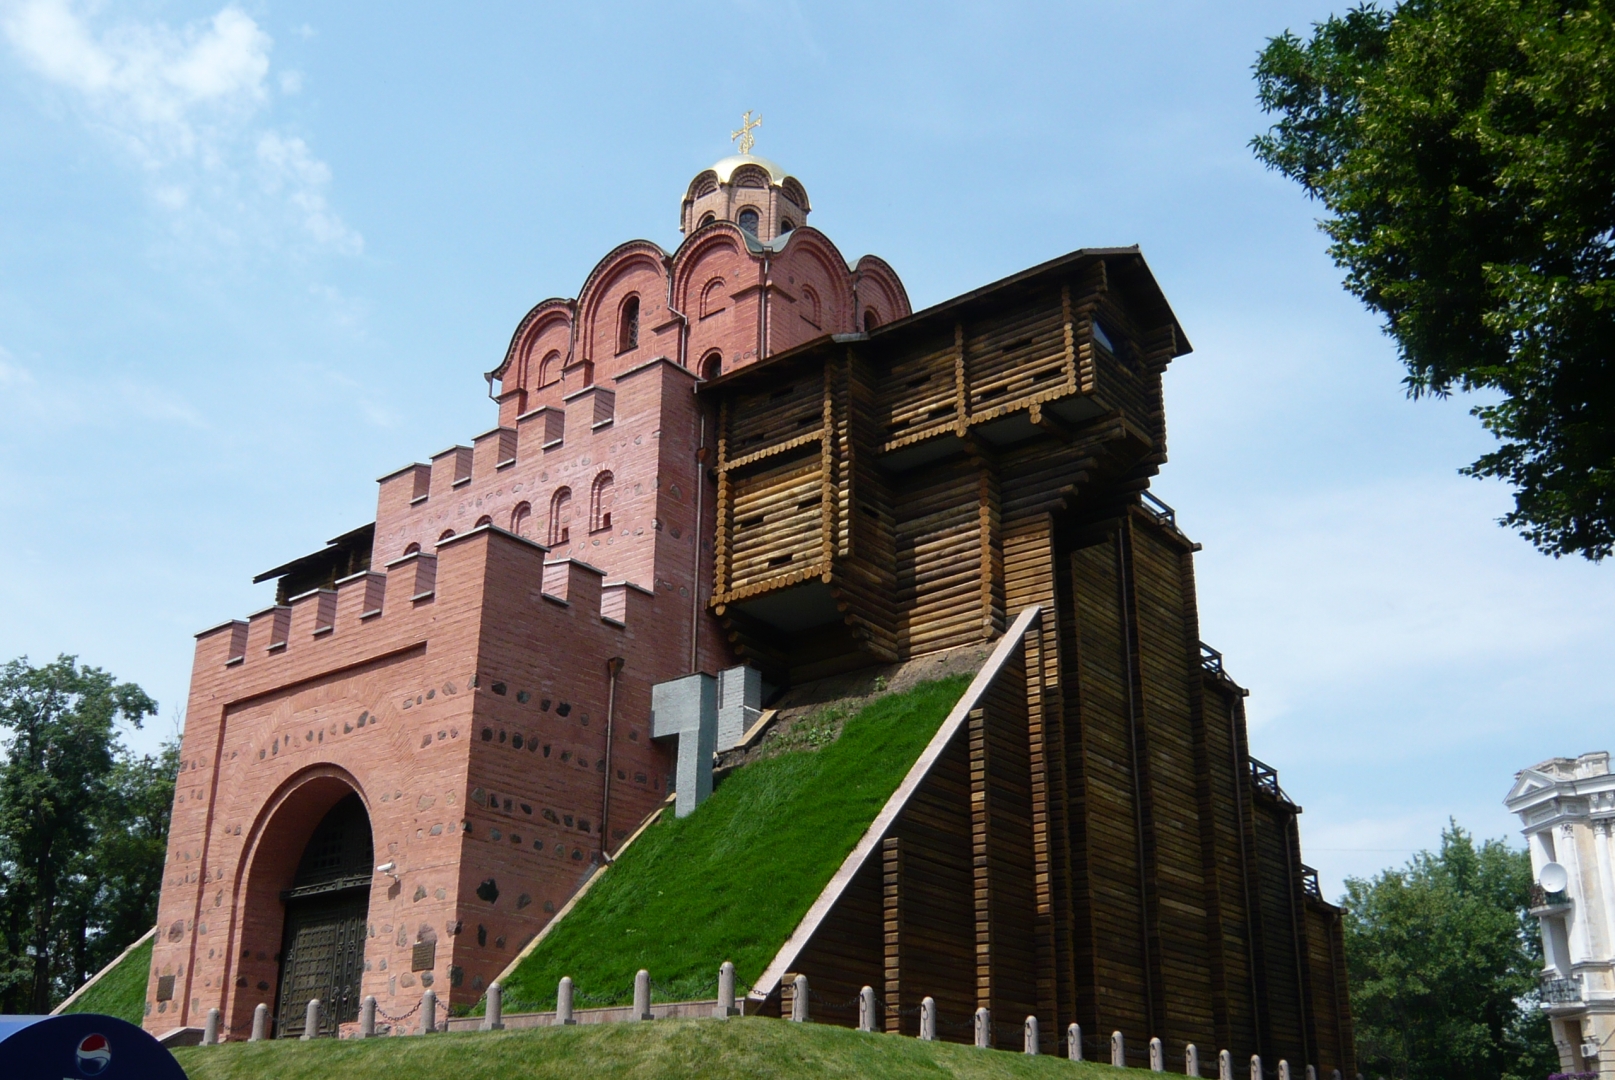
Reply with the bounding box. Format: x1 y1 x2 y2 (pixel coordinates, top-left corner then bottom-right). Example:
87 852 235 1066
706 248 1354 1077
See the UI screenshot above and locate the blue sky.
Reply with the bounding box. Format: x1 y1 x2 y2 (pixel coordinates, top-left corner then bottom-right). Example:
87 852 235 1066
2 0 1610 899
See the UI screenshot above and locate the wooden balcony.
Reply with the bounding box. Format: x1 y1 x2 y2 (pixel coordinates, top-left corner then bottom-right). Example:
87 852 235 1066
703 248 1189 678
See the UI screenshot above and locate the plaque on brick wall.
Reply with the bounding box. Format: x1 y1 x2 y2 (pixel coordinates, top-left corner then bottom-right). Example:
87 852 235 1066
155 974 175 1001
411 941 435 972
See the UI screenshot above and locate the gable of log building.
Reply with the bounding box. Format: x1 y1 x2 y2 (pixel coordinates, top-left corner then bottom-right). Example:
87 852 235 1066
709 249 1353 1077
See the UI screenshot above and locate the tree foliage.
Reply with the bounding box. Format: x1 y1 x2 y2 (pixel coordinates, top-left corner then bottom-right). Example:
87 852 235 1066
1253 0 1615 559
0 655 174 1012
1342 823 1557 1079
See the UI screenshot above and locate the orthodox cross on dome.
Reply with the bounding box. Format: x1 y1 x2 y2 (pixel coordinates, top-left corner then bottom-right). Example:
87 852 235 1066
731 111 761 156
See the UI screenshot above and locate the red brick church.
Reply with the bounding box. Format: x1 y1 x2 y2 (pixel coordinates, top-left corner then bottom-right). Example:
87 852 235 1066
147 131 1353 1074
148 142 907 1038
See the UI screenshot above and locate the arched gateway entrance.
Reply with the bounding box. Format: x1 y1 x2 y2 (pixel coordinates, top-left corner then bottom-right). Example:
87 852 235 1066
273 793 372 1038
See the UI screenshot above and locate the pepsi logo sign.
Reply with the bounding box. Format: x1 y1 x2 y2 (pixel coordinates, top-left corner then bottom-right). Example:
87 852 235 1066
75 1033 112 1075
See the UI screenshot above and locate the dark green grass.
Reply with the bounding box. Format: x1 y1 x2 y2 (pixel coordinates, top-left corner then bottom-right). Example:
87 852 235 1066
59 933 152 1024
173 1016 1155 1080
495 675 970 1012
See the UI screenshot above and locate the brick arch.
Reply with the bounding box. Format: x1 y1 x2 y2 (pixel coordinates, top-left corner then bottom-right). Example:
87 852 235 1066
491 298 573 386
774 228 860 334
221 765 372 1040
574 242 669 368
852 254 913 326
671 229 747 317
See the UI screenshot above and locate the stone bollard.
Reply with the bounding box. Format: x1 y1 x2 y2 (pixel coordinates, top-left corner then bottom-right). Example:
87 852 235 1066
302 998 321 1040
1112 1030 1126 1067
1151 1036 1164 1071
250 1003 269 1042
557 976 575 1025
203 1008 220 1046
1068 1022 1082 1061
1306 1068 1317 1080
1279 1061 1291 1080
715 961 736 1019
482 982 504 1031
1251 1054 1262 1079
419 989 436 1034
973 1007 990 1049
1186 1044 1199 1076
1024 1015 1039 1055
1219 1049 1233 1080
919 997 937 1041
633 969 652 1021
361 995 376 1038
858 986 876 1032
791 975 809 1022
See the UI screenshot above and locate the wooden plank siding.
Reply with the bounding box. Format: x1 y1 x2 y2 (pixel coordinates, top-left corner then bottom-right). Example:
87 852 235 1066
707 250 1351 1073
1066 534 1153 1065
1128 513 1217 1066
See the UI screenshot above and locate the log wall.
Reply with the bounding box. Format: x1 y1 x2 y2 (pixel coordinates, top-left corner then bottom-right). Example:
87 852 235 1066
712 250 1353 1076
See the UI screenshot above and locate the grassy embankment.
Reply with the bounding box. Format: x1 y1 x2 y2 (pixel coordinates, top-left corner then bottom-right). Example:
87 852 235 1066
492 674 972 1011
173 1016 1155 1080
59 933 152 1025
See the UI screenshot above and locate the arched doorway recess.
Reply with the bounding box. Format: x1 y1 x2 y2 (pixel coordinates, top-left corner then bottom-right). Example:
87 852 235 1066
273 793 372 1037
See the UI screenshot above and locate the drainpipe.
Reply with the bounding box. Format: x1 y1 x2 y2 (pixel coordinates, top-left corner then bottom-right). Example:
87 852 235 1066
690 409 708 673
759 252 772 360
600 656 624 860
665 257 689 372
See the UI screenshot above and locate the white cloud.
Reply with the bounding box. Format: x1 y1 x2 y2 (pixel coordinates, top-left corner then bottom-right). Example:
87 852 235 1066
3 0 267 162
1 1 358 252
258 132 362 254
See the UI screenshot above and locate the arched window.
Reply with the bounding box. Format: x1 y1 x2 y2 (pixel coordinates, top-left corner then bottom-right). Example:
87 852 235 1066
590 472 615 532
403 542 421 556
698 212 716 228
863 308 880 332
780 218 794 234
736 208 760 235
510 502 532 539
537 350 561 388
549 487 573 546
800 284 821 327
701 351 723 382
617 296 640 354
700 277 726 319
474 515 493 528
438 529 456 543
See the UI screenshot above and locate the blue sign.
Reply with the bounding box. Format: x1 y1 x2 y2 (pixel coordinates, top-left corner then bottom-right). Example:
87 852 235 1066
0 1014 187 1080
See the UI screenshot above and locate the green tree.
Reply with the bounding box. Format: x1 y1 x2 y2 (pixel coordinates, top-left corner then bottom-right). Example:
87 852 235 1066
0 655 165 1012
1252 0 1615 559
1342 823 1558 1079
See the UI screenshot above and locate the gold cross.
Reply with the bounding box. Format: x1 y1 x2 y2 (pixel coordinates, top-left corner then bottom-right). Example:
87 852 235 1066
731 111 761 156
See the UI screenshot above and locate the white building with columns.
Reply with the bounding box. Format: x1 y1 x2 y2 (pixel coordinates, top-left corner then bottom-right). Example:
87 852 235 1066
1507 751 1615 1078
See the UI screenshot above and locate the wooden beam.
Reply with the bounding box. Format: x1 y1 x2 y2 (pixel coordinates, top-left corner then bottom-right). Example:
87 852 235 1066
970 706 993 1014
883 835 903 1034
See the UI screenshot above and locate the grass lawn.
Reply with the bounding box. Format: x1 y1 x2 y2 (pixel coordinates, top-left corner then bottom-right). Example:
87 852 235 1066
172 1016 1156 1080
494 675 971 1012
59 933 152 1025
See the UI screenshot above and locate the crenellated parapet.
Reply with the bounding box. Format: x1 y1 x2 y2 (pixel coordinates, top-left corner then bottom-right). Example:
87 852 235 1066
197 527 647 684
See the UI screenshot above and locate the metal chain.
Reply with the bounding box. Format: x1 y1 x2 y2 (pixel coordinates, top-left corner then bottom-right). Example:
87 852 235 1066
375 999 421 1025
